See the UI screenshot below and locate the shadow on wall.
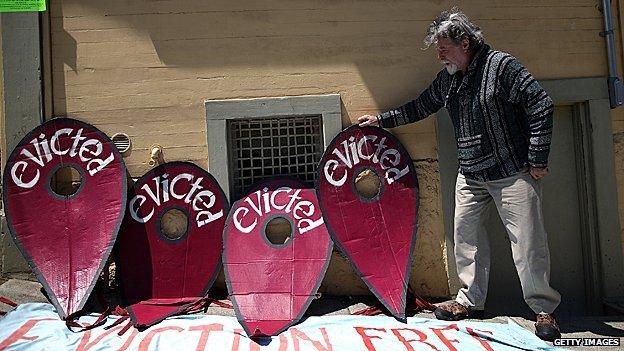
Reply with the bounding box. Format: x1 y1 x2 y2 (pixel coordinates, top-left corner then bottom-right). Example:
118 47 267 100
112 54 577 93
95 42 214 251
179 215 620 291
50 0 445 118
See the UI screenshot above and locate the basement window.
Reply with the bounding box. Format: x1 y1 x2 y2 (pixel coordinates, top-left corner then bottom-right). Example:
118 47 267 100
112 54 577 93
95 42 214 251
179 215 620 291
205 94 342 200
228 115 323 199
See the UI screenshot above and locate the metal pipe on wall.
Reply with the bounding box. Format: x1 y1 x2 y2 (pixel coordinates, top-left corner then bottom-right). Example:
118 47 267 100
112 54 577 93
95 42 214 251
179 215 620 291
602 0 624 108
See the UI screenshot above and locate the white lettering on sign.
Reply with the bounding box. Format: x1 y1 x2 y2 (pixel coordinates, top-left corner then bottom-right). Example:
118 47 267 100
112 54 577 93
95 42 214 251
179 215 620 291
10 128 114 189
129 173 224 228
233 187 324 235
323 135 410 187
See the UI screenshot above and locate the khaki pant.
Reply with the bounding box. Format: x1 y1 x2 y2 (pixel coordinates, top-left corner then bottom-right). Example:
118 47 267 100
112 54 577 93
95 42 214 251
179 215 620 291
453 170 561 314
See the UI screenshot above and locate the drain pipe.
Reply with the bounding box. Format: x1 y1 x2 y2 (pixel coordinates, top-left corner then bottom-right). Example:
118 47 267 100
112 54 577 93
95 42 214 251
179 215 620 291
602 0 624 108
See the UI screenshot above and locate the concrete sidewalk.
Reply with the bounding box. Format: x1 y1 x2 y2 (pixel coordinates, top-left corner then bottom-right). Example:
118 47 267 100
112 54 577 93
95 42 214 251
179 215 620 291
1 278 623 350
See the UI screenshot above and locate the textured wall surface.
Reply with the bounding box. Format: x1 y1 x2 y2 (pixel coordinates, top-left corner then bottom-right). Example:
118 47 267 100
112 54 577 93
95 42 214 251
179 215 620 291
32 0 622 296
614 116 624 256
614 2 624 260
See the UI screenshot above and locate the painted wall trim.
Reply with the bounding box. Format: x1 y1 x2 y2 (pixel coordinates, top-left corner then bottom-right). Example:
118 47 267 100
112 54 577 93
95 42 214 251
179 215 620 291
1 12 43 276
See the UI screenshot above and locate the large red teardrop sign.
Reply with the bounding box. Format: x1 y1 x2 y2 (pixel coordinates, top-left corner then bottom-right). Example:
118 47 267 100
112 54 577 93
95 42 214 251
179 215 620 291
2 118 127 319
316 125 419 320
116 161 228 328
224 179 332 337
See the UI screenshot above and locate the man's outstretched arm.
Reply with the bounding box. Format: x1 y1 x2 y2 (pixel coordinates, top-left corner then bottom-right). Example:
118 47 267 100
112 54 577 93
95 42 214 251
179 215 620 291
358 70 448 128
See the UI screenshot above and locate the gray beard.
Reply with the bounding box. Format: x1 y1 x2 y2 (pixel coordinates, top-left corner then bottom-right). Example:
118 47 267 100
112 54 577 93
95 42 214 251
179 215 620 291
445 63 459 75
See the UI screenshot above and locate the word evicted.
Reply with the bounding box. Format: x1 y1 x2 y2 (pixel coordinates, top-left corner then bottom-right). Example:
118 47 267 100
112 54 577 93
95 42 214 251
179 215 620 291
323 135 409 187
233 187 323 234
10 128 114 189
129 173 223 227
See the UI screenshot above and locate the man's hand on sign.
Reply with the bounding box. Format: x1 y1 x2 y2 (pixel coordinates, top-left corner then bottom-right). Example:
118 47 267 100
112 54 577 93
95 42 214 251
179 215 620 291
357 115 380 127
529 166 548 180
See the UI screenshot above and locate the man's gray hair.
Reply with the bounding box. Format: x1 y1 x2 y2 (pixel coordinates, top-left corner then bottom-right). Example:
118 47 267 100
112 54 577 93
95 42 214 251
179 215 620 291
424 8 484 50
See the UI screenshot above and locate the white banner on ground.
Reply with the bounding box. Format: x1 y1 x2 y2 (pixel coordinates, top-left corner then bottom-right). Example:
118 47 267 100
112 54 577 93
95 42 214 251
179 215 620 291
0 303 565 351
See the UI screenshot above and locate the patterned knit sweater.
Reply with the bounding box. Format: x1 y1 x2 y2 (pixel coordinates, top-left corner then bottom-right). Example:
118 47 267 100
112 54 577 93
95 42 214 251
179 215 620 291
378 44 554 181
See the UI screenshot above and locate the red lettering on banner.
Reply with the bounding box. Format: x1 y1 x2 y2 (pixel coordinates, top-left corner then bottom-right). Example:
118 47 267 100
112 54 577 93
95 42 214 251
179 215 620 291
231 329 243 351
0 318 54 350
76 324 127 351
355 327 386 351
117 329 140 351
291 327 333 351
137 326 184 351
249 339 260 351
466 328 495 351
277 334 289 351
391 328 441 351
431 324 460 351
189 323 224 351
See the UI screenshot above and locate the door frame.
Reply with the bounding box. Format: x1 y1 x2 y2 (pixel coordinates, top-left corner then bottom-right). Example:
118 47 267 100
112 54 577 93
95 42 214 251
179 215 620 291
437 77 624 315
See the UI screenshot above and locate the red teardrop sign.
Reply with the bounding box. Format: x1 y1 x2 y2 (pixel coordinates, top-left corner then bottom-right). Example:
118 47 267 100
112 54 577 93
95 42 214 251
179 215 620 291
316 125 419 320
224 178 332 337
3 118 127 318
117 161 228 328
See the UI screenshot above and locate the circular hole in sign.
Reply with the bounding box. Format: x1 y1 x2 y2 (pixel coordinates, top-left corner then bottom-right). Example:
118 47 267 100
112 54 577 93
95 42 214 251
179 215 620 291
50 165 82 196
265 216 293 246
355 168 381 200
160 208 189 240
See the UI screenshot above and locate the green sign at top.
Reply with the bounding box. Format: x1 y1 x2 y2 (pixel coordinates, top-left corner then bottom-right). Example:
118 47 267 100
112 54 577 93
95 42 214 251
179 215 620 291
0 0 46 12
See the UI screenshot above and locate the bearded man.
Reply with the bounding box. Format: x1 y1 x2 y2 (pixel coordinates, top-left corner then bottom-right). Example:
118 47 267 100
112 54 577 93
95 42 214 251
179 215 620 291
358 9 562 341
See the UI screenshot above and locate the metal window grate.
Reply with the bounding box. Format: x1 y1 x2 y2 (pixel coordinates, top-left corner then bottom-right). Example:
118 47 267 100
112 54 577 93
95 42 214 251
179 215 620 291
228 115 323 199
